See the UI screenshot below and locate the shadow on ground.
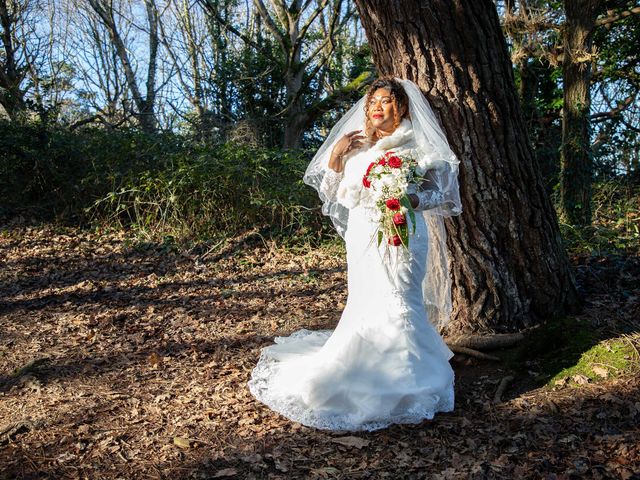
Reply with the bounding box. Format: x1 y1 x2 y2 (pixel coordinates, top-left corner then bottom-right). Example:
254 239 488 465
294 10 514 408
1 226 638 479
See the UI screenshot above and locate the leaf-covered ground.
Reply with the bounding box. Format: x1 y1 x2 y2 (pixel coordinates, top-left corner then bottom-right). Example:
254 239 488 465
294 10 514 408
1 226 638 479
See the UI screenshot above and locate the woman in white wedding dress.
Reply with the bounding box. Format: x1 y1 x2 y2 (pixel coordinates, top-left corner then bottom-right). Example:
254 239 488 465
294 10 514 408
248 77 462 431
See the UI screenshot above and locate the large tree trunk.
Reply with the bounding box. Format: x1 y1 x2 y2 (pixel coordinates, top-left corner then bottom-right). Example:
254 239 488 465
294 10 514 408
354 0 580 334
559 0 602 225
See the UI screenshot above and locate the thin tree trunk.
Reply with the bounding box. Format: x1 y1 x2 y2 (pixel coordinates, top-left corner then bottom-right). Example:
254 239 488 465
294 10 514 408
354 0 580 334
87 0 158 133
182 0 205 120
141 0 159 132
285 72 373 147
0 0 26 119
559 0 602 225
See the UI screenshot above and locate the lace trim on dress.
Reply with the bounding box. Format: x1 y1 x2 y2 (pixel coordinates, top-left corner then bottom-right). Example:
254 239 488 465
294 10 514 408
319 168 343 202
247 329 455 432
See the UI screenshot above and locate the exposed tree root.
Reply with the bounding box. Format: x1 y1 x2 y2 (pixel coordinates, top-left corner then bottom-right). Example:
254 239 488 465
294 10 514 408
446 333 525 351
448 345 500 361
493 375 515 404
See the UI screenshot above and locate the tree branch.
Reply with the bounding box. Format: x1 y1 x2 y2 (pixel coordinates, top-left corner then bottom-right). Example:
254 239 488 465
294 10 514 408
446 332 526 350
144 0 159 116
590 92 637 120
619 116 640 133
198 0 262 50
287 70 373 131
253 0 288 52
87 0 145 114
268 0 289 31
595 5 640 26
296 0 328 42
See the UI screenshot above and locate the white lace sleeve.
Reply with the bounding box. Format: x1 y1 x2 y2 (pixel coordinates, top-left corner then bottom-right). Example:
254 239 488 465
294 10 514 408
414 169 445 211
319 168 343 201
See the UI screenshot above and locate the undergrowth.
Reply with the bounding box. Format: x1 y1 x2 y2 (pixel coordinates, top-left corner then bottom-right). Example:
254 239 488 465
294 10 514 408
500 317 639 389
2 120 638 252
0 120 330 246
559 180 640 256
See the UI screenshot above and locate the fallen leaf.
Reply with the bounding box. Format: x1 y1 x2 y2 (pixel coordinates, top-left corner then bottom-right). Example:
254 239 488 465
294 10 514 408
76 424 91 435
331 436 370 449
546 400 559 413
592 365 609 378
559 434 579 443
25 378 43 394
148 352 162 367
213 468 238 478
3 226 639 480
554 377 567 387
620 468 635 480
572 374 590 385
240 453 263 464
173 437 191 449
309 467 340 478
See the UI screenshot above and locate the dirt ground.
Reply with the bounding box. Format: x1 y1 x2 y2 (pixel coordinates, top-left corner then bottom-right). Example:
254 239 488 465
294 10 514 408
1 226 638 479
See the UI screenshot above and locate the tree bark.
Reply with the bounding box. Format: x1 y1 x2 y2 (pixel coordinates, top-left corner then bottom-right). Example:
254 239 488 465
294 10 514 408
559 0 602 225
0 0 27 119
354 0 580 334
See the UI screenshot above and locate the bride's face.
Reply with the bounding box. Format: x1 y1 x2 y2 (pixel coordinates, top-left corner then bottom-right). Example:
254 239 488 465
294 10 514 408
367 88 396 134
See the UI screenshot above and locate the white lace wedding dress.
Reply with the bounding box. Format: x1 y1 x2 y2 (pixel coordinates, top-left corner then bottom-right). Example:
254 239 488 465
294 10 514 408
248 120 455 431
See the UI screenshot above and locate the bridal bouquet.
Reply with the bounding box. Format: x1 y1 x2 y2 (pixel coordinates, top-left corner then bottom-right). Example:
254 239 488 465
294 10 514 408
362 151 424 248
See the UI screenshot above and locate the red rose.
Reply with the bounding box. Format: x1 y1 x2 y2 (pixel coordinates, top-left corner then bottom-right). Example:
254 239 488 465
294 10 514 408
378 157 387 166
393 212 406 225
362 162 376 188
365 162 375 175
385 198 401 210
388 235 402 246
387 155 402 168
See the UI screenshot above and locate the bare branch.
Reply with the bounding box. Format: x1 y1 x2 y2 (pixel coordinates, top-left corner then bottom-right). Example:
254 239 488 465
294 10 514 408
198 0 262 49
595 5 640 26
591 92 637 120
296 0 328 42
252 0 287 51
86 0 158 131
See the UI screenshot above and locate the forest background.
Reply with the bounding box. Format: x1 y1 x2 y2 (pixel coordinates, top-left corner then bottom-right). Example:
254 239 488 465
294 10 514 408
1 1 640 478
1 0 638 250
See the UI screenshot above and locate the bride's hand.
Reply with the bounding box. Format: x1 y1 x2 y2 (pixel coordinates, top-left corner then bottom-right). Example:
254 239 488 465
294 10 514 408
329 130 365 172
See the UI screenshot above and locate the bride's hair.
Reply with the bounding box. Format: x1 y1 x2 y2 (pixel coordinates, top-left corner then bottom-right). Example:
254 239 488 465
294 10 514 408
364 76 410 137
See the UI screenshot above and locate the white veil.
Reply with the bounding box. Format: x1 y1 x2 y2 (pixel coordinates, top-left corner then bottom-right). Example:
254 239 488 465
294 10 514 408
303 78 462 331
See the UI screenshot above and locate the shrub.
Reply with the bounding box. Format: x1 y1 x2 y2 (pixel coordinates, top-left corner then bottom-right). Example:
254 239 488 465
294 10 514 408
558 180 640 256
0 120 330 243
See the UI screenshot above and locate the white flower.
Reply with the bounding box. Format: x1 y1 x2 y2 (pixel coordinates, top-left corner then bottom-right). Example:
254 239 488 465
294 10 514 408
368 207 382 222
381 175 395 188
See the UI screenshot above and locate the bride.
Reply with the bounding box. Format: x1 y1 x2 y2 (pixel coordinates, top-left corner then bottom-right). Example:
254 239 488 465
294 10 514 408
248 77 462 431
